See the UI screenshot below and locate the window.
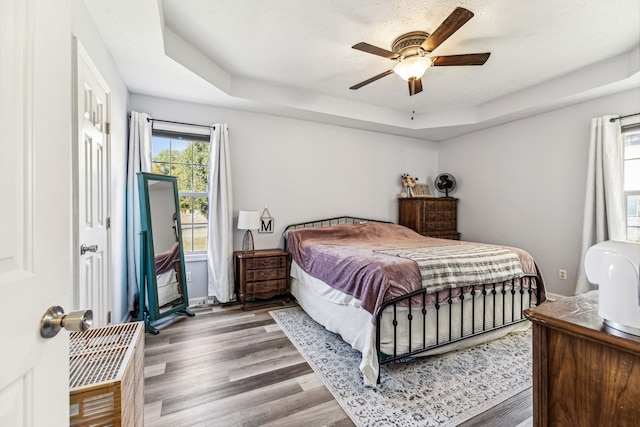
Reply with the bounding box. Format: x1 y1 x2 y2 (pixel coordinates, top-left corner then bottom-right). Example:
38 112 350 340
623 124 640 242
151 130 210 253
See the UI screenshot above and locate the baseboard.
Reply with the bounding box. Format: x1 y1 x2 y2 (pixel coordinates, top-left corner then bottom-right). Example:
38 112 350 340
545 292 565 302
189 296 218 307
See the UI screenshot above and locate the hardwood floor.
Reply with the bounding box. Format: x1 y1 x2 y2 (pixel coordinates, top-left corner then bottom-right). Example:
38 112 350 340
143 298 532 426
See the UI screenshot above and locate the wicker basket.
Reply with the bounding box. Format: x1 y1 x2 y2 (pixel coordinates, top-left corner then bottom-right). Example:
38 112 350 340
69 322 144 427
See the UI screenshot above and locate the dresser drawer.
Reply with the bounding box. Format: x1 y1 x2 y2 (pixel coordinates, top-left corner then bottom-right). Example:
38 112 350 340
246 267 287 281
423 231 461 240
246 279 287 295
435 209 456 221
423 210 437 221
245 256 287 270
435 199 457 210
422 220 456 231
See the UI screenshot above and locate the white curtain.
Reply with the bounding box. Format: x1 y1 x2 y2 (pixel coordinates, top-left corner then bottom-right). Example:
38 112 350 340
125 111 153 313
207 124 234 302
574 115 625 294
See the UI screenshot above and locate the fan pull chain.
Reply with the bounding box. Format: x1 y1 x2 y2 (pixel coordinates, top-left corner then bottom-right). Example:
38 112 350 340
411 79 416 120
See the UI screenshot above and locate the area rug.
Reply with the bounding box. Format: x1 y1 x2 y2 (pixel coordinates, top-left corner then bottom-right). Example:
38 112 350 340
270 306 532 427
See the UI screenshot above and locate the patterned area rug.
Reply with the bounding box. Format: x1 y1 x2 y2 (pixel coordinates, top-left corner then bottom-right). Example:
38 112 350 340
270 306 532 427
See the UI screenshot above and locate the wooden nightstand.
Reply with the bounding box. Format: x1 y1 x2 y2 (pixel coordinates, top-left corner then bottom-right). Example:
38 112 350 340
234 249 290 308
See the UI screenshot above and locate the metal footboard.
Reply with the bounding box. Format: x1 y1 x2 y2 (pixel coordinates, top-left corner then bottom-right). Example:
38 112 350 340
374 275 541 384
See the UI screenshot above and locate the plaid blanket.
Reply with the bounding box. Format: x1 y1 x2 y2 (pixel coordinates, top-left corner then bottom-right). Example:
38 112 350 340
375 244 524 293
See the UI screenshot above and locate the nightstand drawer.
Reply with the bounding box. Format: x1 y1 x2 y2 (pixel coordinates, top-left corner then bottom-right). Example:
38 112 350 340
246 279 287 295
245 256 287 270
246 267 287 281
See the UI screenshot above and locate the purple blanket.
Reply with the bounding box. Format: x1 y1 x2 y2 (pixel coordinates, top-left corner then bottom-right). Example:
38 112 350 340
155 242 180 275
286 222 545 316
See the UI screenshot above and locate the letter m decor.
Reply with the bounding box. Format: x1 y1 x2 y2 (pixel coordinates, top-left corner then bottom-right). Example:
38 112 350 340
259 207 274 234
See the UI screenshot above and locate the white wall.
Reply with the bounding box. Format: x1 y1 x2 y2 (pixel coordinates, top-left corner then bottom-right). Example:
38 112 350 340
68 0 640 309
438 88 640 296
130 94 439 300
71 0 130 322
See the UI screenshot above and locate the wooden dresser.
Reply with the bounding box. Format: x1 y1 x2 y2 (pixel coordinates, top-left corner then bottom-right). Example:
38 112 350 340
234 248 290 308
398 197 460 240
524 291 640 427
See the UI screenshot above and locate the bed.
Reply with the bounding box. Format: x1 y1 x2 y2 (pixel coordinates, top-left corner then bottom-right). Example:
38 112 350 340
284 216 545 387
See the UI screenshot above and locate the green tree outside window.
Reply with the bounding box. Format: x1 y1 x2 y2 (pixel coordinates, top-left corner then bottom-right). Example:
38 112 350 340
152 135 210 252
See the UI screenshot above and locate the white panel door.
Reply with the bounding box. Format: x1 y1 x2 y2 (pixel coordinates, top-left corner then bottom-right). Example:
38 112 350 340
0 1 72 425
74 40 111 328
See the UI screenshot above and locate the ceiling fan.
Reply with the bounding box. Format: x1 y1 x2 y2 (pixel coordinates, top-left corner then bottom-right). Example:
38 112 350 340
350 7 490 96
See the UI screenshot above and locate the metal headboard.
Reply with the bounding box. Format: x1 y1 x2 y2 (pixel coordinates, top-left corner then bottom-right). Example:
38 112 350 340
284 216 390 232
283 216 391 249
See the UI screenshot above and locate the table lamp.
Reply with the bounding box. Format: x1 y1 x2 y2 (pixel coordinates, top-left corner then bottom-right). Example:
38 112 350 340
237 210 260 253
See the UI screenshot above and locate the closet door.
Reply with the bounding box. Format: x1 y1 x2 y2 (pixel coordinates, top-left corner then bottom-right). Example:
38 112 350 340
74 39 111 328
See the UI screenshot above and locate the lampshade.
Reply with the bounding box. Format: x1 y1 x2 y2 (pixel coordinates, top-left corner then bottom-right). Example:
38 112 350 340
238 210 260 253
393 56 432 81
237 210 260 230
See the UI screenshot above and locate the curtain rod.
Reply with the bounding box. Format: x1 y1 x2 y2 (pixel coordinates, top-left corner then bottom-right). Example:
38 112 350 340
610 112 640 122
146 117 216 130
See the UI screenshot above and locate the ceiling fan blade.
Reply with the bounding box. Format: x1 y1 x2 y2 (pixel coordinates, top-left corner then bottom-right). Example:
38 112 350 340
408 77 423 96
350 69 394 90
432 53 491 66
421 7 474 53
352 42 399 59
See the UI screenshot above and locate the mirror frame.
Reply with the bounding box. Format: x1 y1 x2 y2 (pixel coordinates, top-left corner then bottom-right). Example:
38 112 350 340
137 172 194 333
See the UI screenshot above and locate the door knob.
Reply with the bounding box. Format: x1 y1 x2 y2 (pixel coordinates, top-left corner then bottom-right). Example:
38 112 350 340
80 244 98 255
40 306 93 338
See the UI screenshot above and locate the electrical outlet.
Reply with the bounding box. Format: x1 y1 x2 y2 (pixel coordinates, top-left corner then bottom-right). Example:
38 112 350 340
559 269 567 280
186 272 192 282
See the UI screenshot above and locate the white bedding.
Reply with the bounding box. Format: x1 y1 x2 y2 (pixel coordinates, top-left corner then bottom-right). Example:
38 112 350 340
156 270 181 307
290 260 531 387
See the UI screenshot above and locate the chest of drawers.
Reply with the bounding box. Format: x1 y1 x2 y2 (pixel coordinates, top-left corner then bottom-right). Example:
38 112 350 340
234 248 290 308
398 197 460 240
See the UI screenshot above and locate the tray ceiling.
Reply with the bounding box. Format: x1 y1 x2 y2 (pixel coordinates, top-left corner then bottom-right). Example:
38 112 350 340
84 0 640 141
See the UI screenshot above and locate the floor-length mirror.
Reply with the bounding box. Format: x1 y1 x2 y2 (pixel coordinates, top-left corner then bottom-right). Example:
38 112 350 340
137 172 194 333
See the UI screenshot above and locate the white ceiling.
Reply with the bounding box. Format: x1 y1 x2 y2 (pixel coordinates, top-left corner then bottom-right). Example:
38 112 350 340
84 0 640 141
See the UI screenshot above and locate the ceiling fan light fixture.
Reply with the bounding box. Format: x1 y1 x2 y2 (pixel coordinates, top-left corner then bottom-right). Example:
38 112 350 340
350 8 488 95
393 56 432 81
